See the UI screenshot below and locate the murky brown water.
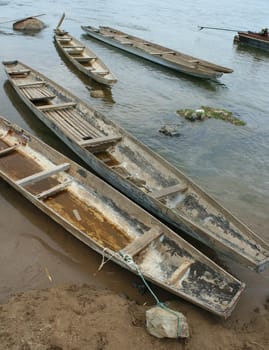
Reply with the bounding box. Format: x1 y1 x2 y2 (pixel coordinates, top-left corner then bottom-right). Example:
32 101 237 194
0 0 268 323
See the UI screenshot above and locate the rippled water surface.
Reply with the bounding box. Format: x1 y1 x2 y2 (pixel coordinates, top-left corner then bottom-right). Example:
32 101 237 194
0 0 268 320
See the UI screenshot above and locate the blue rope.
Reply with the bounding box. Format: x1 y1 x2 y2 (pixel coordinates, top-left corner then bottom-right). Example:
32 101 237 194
119 252 182 337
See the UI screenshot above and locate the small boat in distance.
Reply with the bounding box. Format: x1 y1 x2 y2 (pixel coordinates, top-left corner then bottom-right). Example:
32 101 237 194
54 14 117 86
81 25 233 80
0 116 245 318
234 28 269 51
3 60 269 273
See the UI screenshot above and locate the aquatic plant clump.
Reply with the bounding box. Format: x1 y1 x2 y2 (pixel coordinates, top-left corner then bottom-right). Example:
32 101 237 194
177 106 246 125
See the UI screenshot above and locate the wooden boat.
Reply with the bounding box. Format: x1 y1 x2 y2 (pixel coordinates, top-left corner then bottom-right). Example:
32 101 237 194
0 116 245 318
234 29 269 51
54 15 117 86
81 25 233 80
3 60 269 273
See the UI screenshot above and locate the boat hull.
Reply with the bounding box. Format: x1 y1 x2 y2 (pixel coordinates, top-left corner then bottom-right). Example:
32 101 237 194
3 60 269 273
0 116 245 318
235 32 269 51
81 26 233 80
54 31 117 86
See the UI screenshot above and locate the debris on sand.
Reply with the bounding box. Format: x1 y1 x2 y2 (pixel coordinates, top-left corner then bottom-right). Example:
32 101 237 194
177 106 245 125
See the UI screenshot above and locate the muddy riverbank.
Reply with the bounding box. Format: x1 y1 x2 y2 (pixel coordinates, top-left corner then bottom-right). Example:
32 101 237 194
0 284 268 350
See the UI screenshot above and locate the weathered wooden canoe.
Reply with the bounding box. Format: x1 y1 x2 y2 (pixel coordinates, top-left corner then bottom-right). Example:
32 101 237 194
234 31 269 51
54 15 117 86
3 60 269 273
0 116 245 318
81 25 233 80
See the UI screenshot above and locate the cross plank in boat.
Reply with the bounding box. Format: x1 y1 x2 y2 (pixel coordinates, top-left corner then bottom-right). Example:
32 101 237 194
37 102 77 111
151 51 175 55
57 37 72 42
168 261 192 284
8 69 30 75
0 144 18 157
150 183 188 199
35 180 72 200
16 163 70 186
121 227 163 257
67 48 85 54
73 56 97 62
78 135 121 148
95 70 109 76
63 45 85 49
17 81 45 87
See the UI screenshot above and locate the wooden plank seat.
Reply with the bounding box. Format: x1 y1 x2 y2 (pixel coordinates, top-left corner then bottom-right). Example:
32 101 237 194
8 69 30 75
63 45 85 49
73 56 96 62
95 70 109 76
78 135 121 149
20 86 56 101
150 183 188 200
16 163 70 186
17 81 45 87
167 261 192 285
66 48 85 54
37 102 77 111
151 51 175 55
117 40 133 45
120 227 163 257
58 37 72 42
35 180 72 200
0 145 18 157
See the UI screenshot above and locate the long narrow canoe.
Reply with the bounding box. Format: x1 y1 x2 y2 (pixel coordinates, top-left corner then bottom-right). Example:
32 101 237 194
234 31 269 51
0 116 245 318
3 60 269 273
54 16 117 86
81 25 233 80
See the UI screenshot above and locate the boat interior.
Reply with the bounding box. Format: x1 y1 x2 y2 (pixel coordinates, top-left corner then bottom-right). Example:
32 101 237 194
0 118 243 316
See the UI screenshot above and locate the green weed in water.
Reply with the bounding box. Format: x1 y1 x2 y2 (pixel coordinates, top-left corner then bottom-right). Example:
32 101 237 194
177 106 246 126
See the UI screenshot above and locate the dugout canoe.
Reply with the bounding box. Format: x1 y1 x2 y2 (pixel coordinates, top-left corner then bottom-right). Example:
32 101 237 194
234 30 269 51
81 25 233 80
3 60 269 273
54 15 117 86
0 115 245 318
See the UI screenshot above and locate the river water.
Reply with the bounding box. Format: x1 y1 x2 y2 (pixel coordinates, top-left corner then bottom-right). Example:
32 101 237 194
0 0 268 321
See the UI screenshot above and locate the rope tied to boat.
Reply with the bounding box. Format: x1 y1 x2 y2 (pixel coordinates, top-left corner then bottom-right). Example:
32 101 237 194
96 247 118 272
119 251 182 337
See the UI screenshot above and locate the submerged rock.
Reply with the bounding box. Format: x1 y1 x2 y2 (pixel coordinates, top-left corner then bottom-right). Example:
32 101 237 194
13 17 45 32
